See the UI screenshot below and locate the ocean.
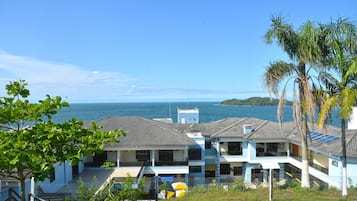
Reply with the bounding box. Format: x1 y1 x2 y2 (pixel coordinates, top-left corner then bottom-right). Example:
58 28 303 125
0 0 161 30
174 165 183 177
53 102 341 127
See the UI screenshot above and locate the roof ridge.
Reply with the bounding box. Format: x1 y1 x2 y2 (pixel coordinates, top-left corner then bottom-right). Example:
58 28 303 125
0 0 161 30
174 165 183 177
142 117 194 144
212 118 247 137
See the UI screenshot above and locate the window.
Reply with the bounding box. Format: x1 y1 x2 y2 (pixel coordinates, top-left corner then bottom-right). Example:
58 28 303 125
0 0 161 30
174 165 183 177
220 164 230 175
159 150 173 161
205 139 212 149
267 143 278 152
233 167 243 176
256 143 286 156
189 166 202 173
256 143 265 153
228 142 242 155
188 148 202 160
136 150 150 161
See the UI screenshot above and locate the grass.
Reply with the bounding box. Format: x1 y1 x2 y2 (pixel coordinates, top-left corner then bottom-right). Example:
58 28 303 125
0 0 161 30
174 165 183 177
169 185 357 201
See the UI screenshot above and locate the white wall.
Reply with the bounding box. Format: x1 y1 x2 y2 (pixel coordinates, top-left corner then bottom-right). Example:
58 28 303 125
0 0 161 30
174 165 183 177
348 107 357 129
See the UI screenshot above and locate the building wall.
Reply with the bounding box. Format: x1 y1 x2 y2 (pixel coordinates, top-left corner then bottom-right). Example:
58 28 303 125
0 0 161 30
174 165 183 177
248 141 256 160
347 160 357 187
244 163 261 183
348 107 357 129
37 162 73 193
177 108 199 124
188 136 206 185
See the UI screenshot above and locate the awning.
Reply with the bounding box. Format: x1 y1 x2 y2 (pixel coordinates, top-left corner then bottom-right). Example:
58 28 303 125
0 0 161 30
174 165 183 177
112 166 142 178
261 162 280 169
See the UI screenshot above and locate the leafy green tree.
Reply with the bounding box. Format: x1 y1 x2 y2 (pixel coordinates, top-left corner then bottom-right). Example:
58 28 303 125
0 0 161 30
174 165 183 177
264 16 324 188
317 18 357 197
0 80 126 201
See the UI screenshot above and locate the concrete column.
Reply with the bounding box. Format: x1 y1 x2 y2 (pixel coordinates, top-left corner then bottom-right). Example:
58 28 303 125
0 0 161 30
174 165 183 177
244 165 252 183
263 169 268 183
279 163 285 181
151 149 155 167
117 150 120 167
216 139 221 184
184 149 188 161
348 107 357 129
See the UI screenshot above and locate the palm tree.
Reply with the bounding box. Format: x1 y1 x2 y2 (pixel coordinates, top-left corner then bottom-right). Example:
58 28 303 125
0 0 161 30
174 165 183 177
317 18 357 197
264 16 323 188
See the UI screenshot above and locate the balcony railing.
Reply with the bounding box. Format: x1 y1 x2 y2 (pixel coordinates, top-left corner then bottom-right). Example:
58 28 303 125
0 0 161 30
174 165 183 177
220 151 243 156
256 152 288 157
290 156 329 174
310 162 329 174
119 160 188 167
155 161 188 166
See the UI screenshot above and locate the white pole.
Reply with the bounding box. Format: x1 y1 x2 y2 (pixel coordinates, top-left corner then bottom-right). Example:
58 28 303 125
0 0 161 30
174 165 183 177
30 177 35 201
269 168 273 201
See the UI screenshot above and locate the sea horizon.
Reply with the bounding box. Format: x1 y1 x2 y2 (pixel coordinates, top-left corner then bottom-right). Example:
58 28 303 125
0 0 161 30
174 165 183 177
53 102 342 128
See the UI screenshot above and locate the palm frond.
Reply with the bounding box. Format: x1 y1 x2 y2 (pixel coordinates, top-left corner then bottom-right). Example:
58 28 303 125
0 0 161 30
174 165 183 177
340 87 357 119
292 84 302 135
298 20 322 64
277 82 288 123
264 61 295 96
265 15 299 60
317 96 337 127
318 71 340 94
344 58 357 82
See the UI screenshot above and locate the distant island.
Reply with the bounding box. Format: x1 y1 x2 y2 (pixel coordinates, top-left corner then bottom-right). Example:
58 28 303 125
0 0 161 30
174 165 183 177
220 97 293 106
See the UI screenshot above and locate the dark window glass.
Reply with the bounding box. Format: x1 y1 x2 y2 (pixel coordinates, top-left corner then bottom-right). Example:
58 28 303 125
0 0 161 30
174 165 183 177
267 143 278 152
189 166 202 173
228 142 242 155
256 143 265 153
159 150 173 161
233 167 243 176
205 139 212 149
136 150 150 161
220 164 230 175
188 148 202 160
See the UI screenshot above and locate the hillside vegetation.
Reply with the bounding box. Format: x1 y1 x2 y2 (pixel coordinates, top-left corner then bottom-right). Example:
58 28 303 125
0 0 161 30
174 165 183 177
221 97 293 106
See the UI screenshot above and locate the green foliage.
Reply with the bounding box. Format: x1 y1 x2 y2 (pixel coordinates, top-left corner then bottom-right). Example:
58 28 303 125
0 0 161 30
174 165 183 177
231 179 247 192
0 80 126 201
221 97 293 106
101 162 116 170
74 176 144 201
169 185 357 201
75 179 97 201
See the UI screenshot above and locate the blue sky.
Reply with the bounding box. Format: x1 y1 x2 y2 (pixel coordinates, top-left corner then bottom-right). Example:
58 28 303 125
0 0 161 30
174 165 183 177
0 1 356 103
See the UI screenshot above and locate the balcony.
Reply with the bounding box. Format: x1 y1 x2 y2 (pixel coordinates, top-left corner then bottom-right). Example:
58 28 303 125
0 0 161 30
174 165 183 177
120 160 188 167
256 152 288 157
290 155 328 174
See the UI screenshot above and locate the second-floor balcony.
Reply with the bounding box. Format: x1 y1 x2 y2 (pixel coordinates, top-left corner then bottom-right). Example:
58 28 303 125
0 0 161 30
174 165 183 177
256 152 288 157
290 155 329 174
119 160 188 167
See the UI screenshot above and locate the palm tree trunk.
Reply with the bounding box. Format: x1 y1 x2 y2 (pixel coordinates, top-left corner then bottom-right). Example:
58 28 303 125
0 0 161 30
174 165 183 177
301 113 310 188
298 67 310 188
341 119 348 197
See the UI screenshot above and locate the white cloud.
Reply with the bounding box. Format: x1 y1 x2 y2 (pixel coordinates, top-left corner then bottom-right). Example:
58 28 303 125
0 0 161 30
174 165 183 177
0 51 136 102
0 51 269 103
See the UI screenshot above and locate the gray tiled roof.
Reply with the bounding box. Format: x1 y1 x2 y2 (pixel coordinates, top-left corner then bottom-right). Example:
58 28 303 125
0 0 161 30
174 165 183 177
173 117 289 141
88 116 357 157
88 116 196 149
285 122 357 157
